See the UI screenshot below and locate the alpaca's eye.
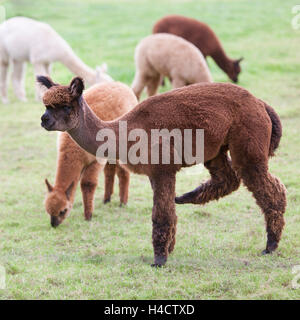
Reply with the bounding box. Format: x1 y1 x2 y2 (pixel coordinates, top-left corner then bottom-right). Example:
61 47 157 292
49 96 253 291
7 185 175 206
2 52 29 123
63 106 71 113
59 209 67 217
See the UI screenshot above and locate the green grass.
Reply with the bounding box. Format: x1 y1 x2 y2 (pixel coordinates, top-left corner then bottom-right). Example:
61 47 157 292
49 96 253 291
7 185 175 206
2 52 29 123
0 0 300 299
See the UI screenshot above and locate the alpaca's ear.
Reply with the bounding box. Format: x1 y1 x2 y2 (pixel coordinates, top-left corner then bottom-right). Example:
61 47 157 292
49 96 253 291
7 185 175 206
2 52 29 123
37 76 57 89
69 77 84 98
65 181 74 200
234 57 244 65
45 179 53 192
100 63 108 73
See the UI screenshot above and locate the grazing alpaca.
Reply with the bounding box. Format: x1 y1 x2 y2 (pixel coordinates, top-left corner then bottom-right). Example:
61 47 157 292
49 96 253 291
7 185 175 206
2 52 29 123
39 76 286 267
0 17 112 103
153 15 243 83
44 82 136 227
132 33 212 100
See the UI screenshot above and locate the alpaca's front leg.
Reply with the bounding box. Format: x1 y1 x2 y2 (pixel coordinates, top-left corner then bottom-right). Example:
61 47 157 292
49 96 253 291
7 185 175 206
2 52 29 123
103 163 116 203
44 63 52 76
11 60 27 102
0 60 9 103
150 173 177 267
116 163 130 205
80 161 102 220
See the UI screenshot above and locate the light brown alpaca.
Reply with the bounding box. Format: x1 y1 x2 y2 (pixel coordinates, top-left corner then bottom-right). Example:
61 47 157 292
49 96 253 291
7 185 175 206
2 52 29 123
132 33 212 100
39 76 286 267
44 82 137 227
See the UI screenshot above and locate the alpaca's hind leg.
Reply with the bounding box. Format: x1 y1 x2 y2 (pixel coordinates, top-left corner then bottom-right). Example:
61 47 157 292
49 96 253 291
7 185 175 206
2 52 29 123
171 77 186 89
44 63 52 76
12 60 27 102
80 161 103 221
0 60 9 104
132 72 146 101
103 163 116 203
176 148 241 204
159 74 165 87
240 165 286 254
116 163 130 205
146 74 160 97
150 172 177 267
168 215 177 254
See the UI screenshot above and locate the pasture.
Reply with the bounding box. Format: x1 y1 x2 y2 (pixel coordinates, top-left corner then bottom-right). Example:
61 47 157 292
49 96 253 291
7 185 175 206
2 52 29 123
0 0 300 299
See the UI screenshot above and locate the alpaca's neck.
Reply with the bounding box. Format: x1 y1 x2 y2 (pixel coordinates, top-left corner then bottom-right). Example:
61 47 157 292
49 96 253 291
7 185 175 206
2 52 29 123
59 48 96 85
55 158 81 190
210 47 232 73
55 168 80 205
54 143 82 202
68 97 120 159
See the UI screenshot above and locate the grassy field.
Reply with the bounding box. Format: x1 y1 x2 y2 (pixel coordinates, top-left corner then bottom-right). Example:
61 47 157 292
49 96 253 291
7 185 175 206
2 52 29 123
0 0 300 300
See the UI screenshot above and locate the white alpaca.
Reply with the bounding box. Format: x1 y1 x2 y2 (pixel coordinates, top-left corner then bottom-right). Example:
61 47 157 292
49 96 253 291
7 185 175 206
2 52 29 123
0 17 113 103
132 33 213 100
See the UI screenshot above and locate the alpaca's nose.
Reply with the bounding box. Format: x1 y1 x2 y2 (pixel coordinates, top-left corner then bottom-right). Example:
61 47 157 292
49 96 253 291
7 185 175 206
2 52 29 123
41 114 49 123
50 216 60 228
41 112 55 130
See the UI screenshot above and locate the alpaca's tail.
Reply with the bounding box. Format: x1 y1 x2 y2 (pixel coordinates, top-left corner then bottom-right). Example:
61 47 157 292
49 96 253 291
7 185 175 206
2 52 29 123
263 102 282 157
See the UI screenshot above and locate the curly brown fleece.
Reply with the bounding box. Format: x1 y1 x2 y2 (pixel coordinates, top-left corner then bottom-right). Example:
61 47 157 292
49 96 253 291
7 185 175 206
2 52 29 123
39 76 286 266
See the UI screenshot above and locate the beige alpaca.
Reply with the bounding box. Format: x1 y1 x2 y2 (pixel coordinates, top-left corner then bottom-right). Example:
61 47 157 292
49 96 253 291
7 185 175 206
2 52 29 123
132 33 212 100
44 81 137 227
0 17 112 103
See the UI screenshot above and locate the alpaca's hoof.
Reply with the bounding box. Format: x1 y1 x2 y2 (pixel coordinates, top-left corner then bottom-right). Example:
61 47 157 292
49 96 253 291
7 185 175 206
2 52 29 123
151 263 163 268
103 198 111 204
176 190 198 204
1 98 9 104
262 239 278 255
175 193 194 204
175 196 185 204
262 247 276 255
85 214 92 221
151 255 167 267
119 202 127 208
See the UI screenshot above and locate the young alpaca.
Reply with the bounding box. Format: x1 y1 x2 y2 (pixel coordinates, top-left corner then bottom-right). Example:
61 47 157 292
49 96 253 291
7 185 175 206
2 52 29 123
44 82 136 227
153 15 243 83
39 76 286 267
0 17 112 103
132 33 212 100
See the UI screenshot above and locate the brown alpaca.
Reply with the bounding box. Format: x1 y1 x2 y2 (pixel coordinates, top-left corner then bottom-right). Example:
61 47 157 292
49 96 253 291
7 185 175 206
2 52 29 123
153 15 243 83
44 82 137 227
132 33 212 100
38 76 286 267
